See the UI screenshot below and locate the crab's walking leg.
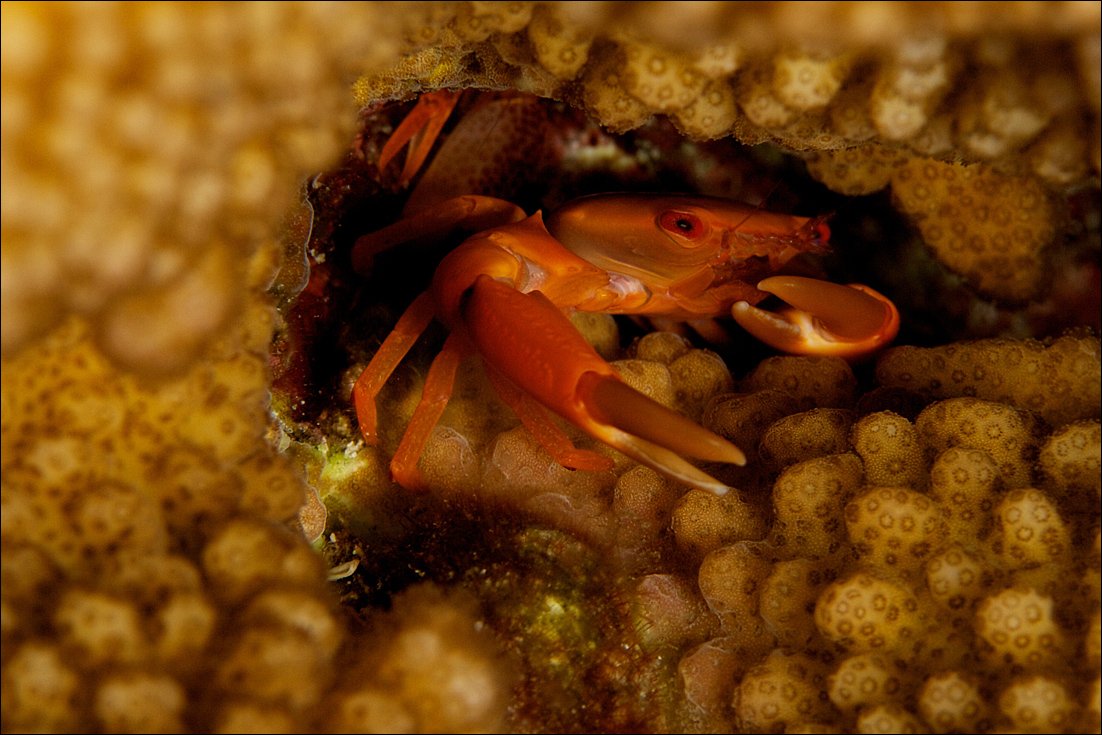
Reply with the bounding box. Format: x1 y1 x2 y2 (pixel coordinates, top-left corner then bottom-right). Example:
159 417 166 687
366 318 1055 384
378 90 461 187
389 331 469 491
484 366 615 473
351 195 525 274
731 276 900 360
461 275 746 495
352 291 436 445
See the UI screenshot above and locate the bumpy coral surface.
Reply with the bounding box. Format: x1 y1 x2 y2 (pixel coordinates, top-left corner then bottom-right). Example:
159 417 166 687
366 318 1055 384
3 2 1100 734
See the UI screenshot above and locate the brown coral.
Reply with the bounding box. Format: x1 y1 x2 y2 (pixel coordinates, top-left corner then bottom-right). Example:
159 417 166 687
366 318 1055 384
814 570 929 656
760 408 856 467
845 486 949 576
733 649 836 732
769 452 864 559
917 670 993 734
914 397 1042 488
975 587 1072 671
891 159 1057 302
828 653 915 717
850 411 928 489
878 337 1102 428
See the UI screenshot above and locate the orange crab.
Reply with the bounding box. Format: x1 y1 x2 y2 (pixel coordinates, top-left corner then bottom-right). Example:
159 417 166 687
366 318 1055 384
351 92 899 495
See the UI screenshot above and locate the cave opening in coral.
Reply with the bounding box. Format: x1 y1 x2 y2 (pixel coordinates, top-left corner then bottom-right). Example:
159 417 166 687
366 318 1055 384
268 90 921 443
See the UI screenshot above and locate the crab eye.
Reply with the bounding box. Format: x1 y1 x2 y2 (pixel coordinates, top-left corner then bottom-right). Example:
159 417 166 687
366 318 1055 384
658 211 706 242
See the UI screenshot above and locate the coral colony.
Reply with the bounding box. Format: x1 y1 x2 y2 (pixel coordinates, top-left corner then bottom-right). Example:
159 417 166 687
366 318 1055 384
2 3 1099 732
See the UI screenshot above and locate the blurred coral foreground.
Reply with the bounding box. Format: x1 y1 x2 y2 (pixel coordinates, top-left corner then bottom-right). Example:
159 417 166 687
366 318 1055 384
2 2 1100 733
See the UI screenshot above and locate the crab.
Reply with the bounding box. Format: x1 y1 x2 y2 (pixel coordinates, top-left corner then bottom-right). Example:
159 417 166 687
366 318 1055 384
350 91 900 494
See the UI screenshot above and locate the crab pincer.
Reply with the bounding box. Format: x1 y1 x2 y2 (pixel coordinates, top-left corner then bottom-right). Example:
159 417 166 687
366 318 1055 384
459 274 746 496
731 276 900 360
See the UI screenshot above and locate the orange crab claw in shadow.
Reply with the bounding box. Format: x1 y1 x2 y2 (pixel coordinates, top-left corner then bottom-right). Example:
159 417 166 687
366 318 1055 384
731 276 900 360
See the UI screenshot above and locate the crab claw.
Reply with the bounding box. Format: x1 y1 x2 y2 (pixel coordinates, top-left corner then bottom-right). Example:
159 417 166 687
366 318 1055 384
460 275 746 495
731 275 900 360
576 372 746 495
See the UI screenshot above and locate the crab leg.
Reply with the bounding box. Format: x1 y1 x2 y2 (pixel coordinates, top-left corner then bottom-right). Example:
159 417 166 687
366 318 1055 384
389 330 469 491
461 275 746 495
351 195 525 274
483 366 615 473
352 291 436 446
377 90 461 187
731 275 900 360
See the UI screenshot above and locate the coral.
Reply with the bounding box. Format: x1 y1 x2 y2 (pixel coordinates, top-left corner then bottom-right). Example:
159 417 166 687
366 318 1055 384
974 587 1072 671
670 77 740 141
994 488 1072 570
924 544 1002 621
814 570 929 656
772 49 852 112
613 359 679 412
451 2 533 43
611 467 681 571
854 703 928 734
0 4 434 727
93 672 187 734
736 61 798 130
867 39 955 143
671 489 768 561
629 573 716 652
804 145 911 196
630 330 692 364
53 589 153 669
1038 419 1102 520
0 2 383 370
704 389 801 458
914 397 1041 489
877 336 1102 428
323 584 515 733
2 2 1100 734
667 348 735 421
1 643 84 733
828 654 914 717
619 38 706 115
758 556 839 648
890 159 1057 302
697 541 773 637
675 637 749 732
760 408 856 467
527 4 592 81
927 448 1003 543
1041 420 1102 491
665 489 771 564
769 452 864 559
733 649 836 732
850 411 927 489
578 44 655 134
845 486 948 577
998 675 1083 732
917 670 993 734
741 356 858 411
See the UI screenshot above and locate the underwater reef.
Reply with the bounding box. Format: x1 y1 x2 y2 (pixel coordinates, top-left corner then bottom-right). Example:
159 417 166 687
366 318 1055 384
2 2 1100 733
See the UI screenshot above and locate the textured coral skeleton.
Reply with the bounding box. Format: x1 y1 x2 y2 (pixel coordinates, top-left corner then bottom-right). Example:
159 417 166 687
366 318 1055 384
2 2 1100 733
